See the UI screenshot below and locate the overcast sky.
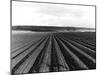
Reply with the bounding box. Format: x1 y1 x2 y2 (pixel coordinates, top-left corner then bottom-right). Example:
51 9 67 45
12 0 95 28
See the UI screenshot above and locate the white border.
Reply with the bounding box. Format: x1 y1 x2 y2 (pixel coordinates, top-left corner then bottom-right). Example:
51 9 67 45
0 0 100 75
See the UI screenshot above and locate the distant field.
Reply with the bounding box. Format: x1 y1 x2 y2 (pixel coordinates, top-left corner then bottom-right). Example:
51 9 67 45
11 31 96 75
11 30 48 49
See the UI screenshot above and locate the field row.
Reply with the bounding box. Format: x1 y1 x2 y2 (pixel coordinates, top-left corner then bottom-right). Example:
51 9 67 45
11 32 96 75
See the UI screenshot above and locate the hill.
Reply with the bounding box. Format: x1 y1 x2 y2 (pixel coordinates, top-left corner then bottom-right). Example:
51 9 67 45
12 26 95 32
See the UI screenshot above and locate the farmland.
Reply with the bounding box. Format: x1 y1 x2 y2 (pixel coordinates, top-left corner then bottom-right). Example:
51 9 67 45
11 31 96 75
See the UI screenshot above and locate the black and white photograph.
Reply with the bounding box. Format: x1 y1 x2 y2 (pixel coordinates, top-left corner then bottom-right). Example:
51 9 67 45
11 0 96 75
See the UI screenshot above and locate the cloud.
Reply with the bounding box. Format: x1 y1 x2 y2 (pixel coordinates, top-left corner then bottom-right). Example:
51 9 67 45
12 1 95 28
37 4 84 18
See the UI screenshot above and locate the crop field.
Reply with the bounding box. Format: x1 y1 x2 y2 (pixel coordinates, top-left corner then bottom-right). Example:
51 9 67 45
12 31 48 49
11 31 96 75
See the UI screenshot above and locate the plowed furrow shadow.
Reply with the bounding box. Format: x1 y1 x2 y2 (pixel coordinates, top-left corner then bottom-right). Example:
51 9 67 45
11 35 49 75
49 35 60 72
57 36 96 69
59 33 96 47
55 36 88 70
11 35 49 69
39 35 52 72
57 33 95 49
58 35 96 59
16 35 50 74
12 34 48 52
28 35 50 73
53 35 70 71
73 40 96 51
12 35 49 59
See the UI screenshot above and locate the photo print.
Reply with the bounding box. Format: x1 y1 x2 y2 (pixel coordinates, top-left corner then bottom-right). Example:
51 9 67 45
11 0 96 75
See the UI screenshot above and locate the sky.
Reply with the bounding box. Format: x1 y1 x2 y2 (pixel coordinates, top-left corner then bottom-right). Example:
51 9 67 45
12 0 95 28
